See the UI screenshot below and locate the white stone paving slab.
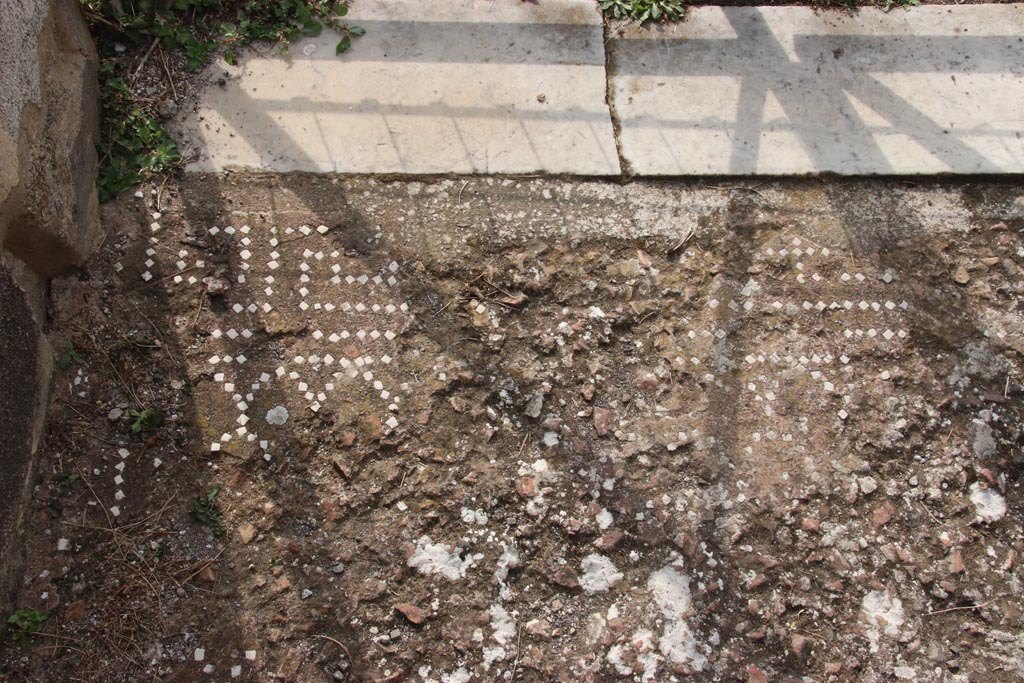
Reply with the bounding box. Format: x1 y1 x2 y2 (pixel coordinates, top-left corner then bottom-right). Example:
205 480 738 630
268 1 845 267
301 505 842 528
176 0 620 175
609 5 1024 175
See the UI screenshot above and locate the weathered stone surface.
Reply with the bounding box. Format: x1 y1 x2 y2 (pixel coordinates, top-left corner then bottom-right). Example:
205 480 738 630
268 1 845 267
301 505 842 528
609 5 1024 175
1 0 102 275
0 258 49 609
175 0 620 175
176 2 1024 177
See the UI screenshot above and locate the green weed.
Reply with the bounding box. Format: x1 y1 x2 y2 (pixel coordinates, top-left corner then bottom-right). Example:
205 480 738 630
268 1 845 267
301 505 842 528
118 332 161 352
7 609 49 648
599 0 686 24
57 473 81 492
190 486 225 536
95 63 182 202
79 0 364 201
883 0 920 11
129 407 164 433
56 341 83 370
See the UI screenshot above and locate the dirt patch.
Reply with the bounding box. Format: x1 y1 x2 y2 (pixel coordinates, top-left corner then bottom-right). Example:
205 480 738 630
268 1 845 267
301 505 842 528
1 175 1021 683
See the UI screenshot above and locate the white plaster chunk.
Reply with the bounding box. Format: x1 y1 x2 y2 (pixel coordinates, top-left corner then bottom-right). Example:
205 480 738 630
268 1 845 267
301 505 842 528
579 553 623 594
266 406 289 425
969 483 1007 523
407 536 475 581
861 590 905 653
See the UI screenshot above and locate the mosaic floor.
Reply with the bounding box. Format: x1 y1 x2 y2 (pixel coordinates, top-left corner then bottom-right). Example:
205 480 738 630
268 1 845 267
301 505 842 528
6 176 1021 683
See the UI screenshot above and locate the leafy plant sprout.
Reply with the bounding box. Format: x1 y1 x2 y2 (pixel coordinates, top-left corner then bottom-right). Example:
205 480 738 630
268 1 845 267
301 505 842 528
7 610 49 648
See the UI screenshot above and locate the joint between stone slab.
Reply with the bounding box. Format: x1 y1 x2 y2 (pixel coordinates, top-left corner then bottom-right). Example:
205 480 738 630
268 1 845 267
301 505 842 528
602 19 633 181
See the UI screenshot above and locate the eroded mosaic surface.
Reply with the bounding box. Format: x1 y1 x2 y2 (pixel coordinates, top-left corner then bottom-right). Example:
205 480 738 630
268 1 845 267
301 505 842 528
11 177 1020 683
123 178 1024 683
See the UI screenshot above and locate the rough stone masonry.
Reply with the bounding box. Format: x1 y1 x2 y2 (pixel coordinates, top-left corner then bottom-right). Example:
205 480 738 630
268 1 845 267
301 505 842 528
0 0 101 610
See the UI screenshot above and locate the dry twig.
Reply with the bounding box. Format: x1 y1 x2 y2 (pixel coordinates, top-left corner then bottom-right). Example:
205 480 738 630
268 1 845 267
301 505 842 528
925 597 1000 617
131 38 160 83
314 633 353 662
